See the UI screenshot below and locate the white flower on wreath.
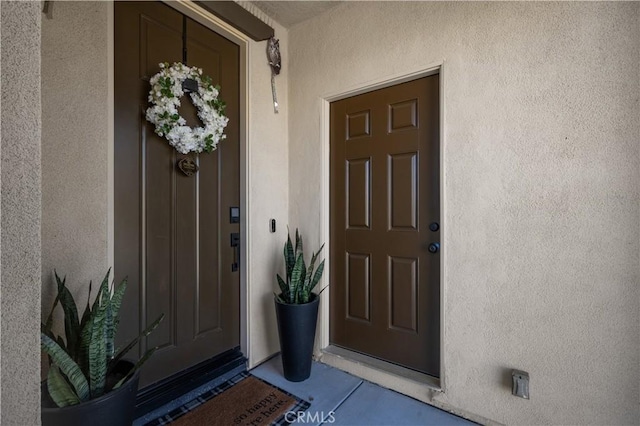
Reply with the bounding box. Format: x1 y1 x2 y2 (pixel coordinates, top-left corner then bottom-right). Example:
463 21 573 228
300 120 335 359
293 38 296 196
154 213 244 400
145 62 229 155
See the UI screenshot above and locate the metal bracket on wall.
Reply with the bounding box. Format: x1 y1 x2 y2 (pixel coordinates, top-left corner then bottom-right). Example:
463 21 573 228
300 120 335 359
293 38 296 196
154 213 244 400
43 1 54 19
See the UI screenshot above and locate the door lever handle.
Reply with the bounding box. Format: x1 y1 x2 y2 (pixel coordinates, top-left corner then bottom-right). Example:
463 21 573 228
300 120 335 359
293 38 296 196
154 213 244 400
230 233 240 272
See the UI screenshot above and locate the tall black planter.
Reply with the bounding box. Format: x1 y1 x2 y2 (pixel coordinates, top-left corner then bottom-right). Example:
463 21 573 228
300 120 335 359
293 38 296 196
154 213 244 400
41 360 140 426
275 294 320 382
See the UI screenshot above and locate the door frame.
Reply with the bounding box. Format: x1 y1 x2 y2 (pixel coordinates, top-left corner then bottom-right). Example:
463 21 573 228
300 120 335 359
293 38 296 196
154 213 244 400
107 0 252 362
318 62 446 389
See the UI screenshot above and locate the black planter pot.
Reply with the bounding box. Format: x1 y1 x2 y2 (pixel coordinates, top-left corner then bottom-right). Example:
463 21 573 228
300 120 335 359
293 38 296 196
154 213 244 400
41 360 140 426
275 294 320 382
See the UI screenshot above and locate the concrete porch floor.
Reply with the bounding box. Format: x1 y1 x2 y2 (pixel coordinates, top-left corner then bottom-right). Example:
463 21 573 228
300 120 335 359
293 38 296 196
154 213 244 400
136 355 476 425
252 356 475 425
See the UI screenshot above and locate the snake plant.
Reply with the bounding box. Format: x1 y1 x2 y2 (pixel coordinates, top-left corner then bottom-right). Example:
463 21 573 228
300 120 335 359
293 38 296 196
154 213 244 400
276 229 325 304
41 269 164 408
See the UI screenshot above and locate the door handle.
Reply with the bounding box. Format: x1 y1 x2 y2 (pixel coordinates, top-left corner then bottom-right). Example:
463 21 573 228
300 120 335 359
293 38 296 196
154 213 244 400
428 243 440 253
230 233 240 272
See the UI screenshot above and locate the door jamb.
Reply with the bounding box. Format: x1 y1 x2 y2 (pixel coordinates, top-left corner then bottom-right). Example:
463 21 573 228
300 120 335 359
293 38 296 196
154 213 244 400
108 0 252 363
318 62 446 389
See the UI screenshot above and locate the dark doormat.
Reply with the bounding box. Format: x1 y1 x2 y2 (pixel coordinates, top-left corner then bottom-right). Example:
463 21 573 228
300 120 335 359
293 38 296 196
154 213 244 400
144 372 310 426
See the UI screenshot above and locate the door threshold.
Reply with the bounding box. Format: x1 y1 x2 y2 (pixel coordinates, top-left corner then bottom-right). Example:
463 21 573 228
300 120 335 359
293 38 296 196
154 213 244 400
320 347 496 426
319 346 441 400
135 347 246 417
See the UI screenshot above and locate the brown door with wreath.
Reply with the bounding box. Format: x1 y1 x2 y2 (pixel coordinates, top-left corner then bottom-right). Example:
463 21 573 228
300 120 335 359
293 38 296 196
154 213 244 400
114 1 240 387
330 75 440 377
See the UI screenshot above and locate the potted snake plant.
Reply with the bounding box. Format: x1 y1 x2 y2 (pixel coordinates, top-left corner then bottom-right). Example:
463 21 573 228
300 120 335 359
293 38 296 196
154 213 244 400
274 229 325 382
41 269 164 426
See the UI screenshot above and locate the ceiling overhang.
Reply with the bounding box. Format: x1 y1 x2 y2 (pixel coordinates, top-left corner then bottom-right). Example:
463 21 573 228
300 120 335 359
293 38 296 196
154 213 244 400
195 1 274 41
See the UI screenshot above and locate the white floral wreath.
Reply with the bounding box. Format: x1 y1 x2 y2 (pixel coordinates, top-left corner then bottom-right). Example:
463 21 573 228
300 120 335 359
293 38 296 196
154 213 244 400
145 62 229 155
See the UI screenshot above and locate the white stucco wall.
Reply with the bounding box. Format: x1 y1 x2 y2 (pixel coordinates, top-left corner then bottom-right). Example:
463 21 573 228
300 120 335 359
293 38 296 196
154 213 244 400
1 1 42 424
246 23 290 367
41 1 110 319
287 2 639 425
40 0 288 371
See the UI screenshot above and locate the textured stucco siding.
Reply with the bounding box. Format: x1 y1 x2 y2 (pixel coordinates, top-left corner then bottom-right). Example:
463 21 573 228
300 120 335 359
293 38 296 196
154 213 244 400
1 1 42 424
287 2 639 425
246 21 290 368
41 1 110 323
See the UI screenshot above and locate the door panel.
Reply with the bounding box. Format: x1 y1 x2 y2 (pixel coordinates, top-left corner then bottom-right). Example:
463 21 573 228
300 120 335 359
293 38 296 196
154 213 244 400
115 2 240 387
186 18 240 349
330 75 440 376
346 253 371 322
347 158 371 229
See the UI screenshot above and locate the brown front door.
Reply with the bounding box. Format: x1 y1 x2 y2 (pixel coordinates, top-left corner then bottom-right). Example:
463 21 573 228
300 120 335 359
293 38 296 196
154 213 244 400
330 75 440 377
114 1 240 387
